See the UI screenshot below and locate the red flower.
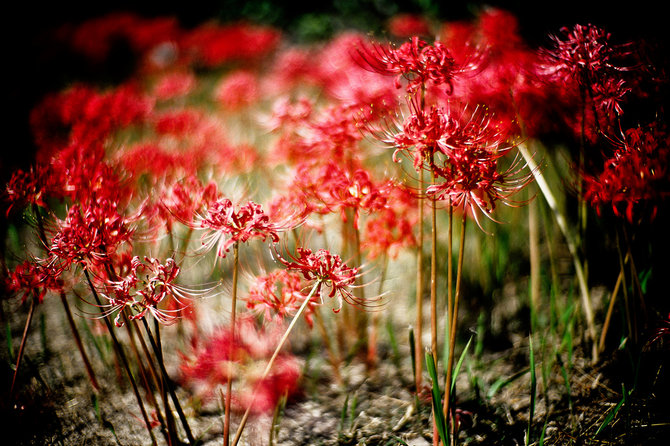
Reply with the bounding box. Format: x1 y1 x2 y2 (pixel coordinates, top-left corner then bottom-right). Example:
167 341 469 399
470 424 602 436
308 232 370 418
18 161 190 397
246 270 318 327
48 198 134 273
354 36 479 94
583 123 670 223
4 165 53 216
7 260 64 303
426 145 532 228
362 182 418 259
153 71 197 100
388 14 432 38
214 70 260 110
195 199 285 257
103 256 204 326
179 318 301 414
272 246 360 312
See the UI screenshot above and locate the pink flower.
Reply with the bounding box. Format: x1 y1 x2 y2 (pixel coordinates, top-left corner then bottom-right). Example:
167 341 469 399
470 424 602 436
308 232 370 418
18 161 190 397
214 70 260 110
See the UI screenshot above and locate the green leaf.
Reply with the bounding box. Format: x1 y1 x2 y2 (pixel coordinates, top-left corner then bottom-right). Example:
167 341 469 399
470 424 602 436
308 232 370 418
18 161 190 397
451 335 473 392
425 351 448 446
594 383 626 437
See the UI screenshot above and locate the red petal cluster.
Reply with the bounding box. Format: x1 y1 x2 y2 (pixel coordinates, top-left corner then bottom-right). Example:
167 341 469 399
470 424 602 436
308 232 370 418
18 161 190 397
179 318 301 414
273 247 359 312
246 270 318 327
584 124 670 223
197 199 281 257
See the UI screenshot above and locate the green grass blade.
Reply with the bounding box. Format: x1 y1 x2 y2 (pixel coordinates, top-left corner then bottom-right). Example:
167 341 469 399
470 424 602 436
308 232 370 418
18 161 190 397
451 335 473 392
527 336 537 446
425 350 448 446
594 383 626 437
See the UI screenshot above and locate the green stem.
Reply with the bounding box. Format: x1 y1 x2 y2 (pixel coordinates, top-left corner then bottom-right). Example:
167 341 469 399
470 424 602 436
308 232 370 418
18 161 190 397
444 213 467 436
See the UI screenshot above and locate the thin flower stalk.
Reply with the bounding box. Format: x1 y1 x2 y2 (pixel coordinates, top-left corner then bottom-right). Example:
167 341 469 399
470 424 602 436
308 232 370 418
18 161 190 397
231 281 320 446
223 242 240 446
443 212 467 438
9 294 38 401
84 269 159 446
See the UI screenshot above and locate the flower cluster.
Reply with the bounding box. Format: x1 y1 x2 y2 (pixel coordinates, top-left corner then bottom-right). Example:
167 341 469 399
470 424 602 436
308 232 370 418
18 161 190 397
273 247 360 312
355 36 479 94
584 123 670 222
48 199 134 273
246 270 318 327
179 318 301 414
196 199 283 257
102 256 201 326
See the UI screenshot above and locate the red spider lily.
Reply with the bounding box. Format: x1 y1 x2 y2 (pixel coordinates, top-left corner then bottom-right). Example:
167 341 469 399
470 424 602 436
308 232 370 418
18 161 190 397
47 198 134 273
313 33 398 111
362 182 418 259
214 70 260 110
179 22 281 68
538 23 643 134
271 101 364 165
153 108 202 136
426 146 534 229
157 176 220 232
285 161 388 229
7 260 64 303
583 123 670 223
540 24 634 91
195 199 292 257
246 270 318 327
30 83 153 161
4 165 53 216
436 9 555 139
367 95 511 172
354 35 480 94
387 14 432 38
153 71 197 100
262 96 313 132
272 246 361 312
102 256 206 326
179 317 301 414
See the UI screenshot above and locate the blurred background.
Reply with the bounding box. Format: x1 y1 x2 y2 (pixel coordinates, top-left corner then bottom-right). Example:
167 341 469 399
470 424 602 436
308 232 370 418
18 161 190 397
3 0 667 184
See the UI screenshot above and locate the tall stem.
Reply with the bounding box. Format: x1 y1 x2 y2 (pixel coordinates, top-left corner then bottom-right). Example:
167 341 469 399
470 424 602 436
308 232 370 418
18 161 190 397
430 167 438 362
232 282 320 446
415 169 425 391
9 295 37 400
59 291 100 392
224 242 240 446
140 317 195 444
443 213 467 434
83 269 158 446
